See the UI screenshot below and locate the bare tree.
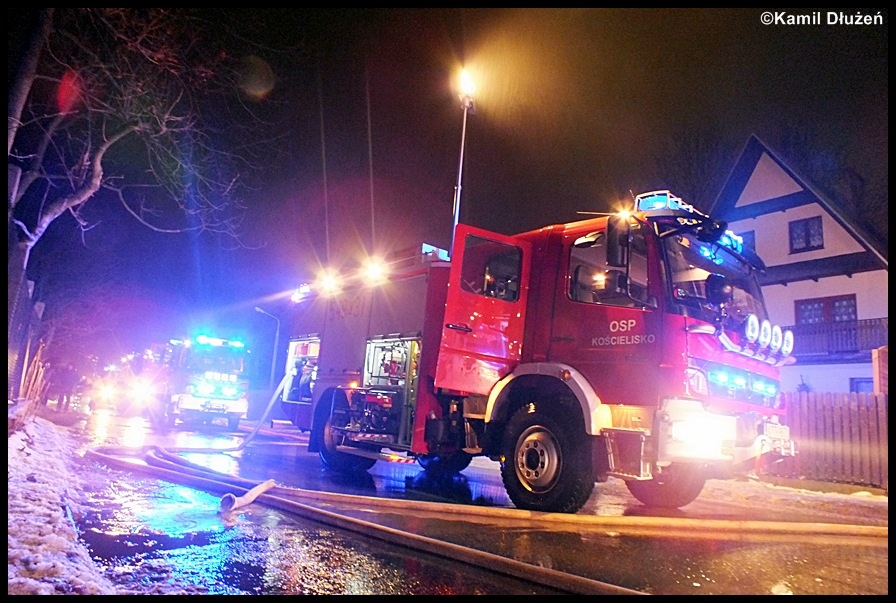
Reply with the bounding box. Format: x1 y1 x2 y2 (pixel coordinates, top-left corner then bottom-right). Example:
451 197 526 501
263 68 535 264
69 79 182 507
774 126 887 243
646 126 737 213
646 125 886 248
8 8 285 339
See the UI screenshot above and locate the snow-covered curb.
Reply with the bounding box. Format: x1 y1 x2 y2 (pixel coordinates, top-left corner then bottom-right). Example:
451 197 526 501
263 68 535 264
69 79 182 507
8 415 118 595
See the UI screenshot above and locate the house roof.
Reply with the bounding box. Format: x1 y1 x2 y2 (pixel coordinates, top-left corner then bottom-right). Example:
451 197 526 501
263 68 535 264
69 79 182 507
711 135 888 275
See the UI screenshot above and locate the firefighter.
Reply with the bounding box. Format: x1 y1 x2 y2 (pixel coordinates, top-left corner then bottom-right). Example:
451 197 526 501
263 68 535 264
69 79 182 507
298 360 316 398
287 358 316 400
53 364 80 413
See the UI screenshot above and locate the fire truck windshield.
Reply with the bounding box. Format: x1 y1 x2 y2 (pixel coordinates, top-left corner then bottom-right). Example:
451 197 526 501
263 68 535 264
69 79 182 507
662 231 768 326
180 346 246 375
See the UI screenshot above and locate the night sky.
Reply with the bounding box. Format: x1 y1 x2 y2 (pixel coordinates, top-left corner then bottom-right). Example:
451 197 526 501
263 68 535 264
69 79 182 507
11 8 888 363
239 8 887 283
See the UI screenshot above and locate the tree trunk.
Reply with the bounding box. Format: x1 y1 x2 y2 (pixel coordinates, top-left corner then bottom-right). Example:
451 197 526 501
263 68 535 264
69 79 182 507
7 8 54 157
7 237 31 333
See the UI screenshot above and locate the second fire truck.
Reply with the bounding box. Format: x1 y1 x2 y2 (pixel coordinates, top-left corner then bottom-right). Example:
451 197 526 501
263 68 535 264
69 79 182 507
280 191 796 513
133 335 251 430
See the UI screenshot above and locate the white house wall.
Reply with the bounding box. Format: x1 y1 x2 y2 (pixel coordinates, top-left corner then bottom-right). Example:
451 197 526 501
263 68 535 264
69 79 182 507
761 271 888 325
727 204 865 269
765 270 887 394
780 362 873 393
736 152 803 206
713 136 887 394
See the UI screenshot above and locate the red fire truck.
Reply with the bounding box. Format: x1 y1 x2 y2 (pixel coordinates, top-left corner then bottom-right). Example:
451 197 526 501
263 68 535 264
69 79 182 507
280 191 796 513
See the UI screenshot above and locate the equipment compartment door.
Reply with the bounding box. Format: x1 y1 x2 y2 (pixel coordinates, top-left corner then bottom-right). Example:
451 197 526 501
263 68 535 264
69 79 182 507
435 225 530 395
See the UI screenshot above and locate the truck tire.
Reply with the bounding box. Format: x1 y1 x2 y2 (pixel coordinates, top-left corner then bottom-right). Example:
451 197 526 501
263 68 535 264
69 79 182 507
417 451 473 474
146 406 165 431
500 406 594 513
319 412 377 473
625 464 706 508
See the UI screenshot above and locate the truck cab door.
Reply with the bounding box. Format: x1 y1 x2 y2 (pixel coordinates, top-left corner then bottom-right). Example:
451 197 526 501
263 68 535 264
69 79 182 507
435 225 531 395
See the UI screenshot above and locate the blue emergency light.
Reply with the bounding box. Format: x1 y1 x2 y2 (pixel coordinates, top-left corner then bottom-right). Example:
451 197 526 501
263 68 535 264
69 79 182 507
636 191 745 256
194 334 245 348
635 190 694 213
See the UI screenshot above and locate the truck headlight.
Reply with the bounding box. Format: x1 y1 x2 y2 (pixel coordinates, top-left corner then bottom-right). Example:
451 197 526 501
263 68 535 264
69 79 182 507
668 415 735 458
195 381 216 396
221 385 240 397
658 399 737 462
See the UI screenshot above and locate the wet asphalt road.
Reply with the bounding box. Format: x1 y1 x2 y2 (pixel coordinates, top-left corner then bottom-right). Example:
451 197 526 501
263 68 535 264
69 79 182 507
68 408 887 595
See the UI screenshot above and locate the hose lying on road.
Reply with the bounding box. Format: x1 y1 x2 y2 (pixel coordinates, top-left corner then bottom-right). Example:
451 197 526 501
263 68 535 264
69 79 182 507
219 478 276 512
90 440 890 540
85 445 640 595
86 439 889 594
84 372 643 595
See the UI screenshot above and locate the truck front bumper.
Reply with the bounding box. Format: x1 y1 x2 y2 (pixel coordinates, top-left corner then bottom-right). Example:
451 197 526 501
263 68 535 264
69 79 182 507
173 394 249 417
658 398 796 463
603 398 795 480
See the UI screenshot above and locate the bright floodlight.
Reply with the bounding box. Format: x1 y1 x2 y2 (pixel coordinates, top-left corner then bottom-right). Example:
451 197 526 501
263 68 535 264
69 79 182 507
363 258 389 285
316 270 341 297
291 283 313 303
460 69 476 98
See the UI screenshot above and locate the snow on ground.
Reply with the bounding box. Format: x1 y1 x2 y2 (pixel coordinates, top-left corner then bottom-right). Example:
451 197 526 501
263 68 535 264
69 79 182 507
8 404 117 595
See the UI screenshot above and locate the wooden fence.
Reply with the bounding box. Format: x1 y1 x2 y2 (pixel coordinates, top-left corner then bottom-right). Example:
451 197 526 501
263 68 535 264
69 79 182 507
766 392 889 492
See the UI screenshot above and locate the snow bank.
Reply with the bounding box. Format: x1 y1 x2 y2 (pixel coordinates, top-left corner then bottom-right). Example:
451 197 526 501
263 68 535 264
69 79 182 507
8 412 118 595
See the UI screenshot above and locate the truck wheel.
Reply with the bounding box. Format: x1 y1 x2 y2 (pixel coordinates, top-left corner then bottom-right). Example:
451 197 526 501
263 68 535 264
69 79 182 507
417 451 473 474
227 416 241 431
146 405 166 431
500 406 594 513
319 412 377 473
625 464 706 508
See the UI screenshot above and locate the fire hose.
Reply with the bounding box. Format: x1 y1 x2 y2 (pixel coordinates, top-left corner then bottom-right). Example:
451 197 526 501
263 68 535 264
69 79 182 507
85 372 642 595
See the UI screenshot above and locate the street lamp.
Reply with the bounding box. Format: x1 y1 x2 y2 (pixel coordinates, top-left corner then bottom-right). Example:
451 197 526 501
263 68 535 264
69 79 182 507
450 69 476 258
254 306 281 391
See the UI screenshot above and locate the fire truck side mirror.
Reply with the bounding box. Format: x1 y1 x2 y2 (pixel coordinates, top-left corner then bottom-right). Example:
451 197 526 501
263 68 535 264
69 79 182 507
706 273 734 307
606 215 629 268
696 218 728 244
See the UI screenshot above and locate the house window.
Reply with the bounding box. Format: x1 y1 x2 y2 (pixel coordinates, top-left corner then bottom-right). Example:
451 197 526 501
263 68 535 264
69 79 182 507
738 230 756 252
788 216 824 254
795 295 857 324
849 378 874 394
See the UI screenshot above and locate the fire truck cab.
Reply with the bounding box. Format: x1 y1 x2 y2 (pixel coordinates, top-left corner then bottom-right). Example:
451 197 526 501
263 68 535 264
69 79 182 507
150 335 251 430
280 191 796 513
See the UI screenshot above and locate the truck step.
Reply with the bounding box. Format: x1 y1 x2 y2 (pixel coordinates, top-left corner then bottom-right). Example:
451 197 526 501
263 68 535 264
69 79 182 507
335 445 418 464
